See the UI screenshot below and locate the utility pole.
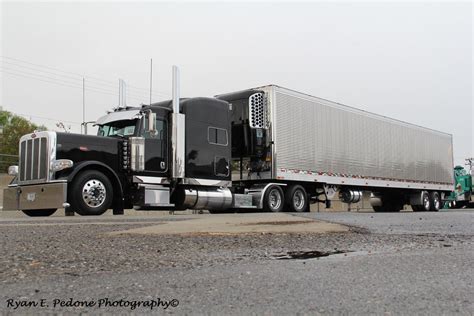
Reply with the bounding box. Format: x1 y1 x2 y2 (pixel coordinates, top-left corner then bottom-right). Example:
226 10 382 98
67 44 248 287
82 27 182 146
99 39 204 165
149 58 153 105
82 77 85 134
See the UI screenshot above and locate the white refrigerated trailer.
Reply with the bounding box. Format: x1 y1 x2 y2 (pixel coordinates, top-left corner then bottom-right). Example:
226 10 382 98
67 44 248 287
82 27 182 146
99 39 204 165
217 85 454 212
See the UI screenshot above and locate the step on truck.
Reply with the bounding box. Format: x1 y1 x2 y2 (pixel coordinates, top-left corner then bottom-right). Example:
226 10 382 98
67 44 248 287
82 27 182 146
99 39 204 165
3 67 454 216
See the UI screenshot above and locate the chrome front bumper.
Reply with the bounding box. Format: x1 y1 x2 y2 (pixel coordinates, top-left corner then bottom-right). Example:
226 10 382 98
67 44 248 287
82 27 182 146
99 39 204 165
3 182 67 211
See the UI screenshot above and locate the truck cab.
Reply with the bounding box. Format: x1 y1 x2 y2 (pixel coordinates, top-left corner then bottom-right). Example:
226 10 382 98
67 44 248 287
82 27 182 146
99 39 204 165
3 96 234 216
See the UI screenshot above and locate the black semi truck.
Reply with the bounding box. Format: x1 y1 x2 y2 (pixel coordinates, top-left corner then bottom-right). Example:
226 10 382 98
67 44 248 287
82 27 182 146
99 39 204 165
3 67 454 216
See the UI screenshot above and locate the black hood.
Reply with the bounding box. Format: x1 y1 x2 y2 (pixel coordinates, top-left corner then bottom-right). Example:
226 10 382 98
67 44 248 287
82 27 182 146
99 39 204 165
56 132 121 171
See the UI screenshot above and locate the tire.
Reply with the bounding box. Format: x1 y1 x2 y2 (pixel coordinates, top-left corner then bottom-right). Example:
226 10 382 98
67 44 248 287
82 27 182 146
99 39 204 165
412 191 430 212
285 185 309 212
263 185 285 212
429 192 441 212
69 170 113 216
22 209 57 217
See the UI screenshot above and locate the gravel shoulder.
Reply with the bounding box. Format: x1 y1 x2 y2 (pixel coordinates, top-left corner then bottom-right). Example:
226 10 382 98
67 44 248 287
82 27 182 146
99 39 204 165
0 211 472 314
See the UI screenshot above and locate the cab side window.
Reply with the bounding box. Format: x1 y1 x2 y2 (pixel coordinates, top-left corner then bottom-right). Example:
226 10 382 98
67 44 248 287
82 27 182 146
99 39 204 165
143 119 166 140
208 127 228 146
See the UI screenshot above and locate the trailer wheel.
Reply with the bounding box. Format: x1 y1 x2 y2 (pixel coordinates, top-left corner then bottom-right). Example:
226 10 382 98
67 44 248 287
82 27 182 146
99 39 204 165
286 185 309 212
22 209 57 217
69 170 113 216
429 192 441 212
263 185 285 212
412 191 430 212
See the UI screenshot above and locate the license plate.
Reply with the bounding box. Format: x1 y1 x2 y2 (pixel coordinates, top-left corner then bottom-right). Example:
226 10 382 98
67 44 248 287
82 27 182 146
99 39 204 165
27 193 36 202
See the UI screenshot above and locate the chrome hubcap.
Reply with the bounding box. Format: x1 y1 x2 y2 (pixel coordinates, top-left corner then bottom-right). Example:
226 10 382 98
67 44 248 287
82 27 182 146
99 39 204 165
423 195 430 210
82 179 106 208
269 189 282 210
433 196 440 209
293 190 305 210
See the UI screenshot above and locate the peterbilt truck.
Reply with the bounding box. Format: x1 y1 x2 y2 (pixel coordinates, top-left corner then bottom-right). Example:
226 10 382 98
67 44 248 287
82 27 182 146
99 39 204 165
3 68 454 216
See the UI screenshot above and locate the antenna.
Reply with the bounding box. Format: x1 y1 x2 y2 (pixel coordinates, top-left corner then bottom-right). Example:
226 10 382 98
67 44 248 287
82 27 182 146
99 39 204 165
149 58 153 105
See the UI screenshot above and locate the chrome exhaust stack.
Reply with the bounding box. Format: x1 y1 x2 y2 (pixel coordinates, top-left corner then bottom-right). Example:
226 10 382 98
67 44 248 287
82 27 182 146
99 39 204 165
171 66 185 179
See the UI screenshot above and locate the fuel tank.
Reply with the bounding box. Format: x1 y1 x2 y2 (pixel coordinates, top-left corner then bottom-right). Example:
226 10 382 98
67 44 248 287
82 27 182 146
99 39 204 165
173 186 233 210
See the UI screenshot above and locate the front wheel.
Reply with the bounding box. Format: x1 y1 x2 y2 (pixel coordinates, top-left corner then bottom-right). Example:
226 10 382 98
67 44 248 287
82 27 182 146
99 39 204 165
263 185 285 212
22 209 57 217
69 170 113 216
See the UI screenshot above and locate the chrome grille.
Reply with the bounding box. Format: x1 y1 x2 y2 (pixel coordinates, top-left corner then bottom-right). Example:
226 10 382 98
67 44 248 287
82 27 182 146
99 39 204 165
19 134 50 183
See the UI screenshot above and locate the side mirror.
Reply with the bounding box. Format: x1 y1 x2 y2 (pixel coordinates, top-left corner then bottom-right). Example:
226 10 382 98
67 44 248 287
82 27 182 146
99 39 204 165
147 112 157 134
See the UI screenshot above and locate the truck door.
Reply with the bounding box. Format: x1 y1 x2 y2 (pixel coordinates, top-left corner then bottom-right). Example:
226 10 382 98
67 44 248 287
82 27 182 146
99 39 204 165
141 116 168 175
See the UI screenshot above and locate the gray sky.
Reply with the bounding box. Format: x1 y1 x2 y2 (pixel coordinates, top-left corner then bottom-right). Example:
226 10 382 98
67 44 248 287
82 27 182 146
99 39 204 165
1 1 472 166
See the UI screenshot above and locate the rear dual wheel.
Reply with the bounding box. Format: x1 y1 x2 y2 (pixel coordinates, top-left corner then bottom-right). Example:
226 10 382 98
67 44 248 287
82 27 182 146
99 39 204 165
285 185 309 212
429 192 441 212
262 185 309 213
263 185 285 212
412 191 441 212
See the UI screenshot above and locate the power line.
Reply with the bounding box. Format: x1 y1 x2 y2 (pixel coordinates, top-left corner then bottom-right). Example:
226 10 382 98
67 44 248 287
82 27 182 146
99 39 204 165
0 55 170 97
1 60 159 98
12 112 82 125
2 60 83 81
0 66 163 101
1 69 147 102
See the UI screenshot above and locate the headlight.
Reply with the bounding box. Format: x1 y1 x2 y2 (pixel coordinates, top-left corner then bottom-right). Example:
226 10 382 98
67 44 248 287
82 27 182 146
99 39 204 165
51 159 74 172
8 165 18 176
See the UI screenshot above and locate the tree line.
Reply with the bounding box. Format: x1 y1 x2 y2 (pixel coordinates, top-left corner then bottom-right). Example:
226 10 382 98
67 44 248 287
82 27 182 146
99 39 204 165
0 110 46 172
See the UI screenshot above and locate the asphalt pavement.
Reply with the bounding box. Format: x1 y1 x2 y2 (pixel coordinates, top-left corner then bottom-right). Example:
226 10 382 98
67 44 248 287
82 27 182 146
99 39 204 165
0 209 472 315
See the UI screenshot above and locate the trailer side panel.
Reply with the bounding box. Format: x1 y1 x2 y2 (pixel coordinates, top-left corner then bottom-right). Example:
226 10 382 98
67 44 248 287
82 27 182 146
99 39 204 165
271 86 453 190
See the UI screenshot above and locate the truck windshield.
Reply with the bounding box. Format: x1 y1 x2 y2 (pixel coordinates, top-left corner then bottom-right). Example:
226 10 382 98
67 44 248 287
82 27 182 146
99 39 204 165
97 120 137 137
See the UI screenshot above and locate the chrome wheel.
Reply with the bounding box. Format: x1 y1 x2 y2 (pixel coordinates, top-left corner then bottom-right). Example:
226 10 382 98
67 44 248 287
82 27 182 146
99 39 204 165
269 188 282 210
293 190 305 211
423 193 430 211
433 196 440 210
430 192 441 212
82 179 107 208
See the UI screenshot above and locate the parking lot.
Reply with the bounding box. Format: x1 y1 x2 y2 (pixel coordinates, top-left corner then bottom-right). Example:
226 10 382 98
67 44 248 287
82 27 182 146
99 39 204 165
0 209 472 314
